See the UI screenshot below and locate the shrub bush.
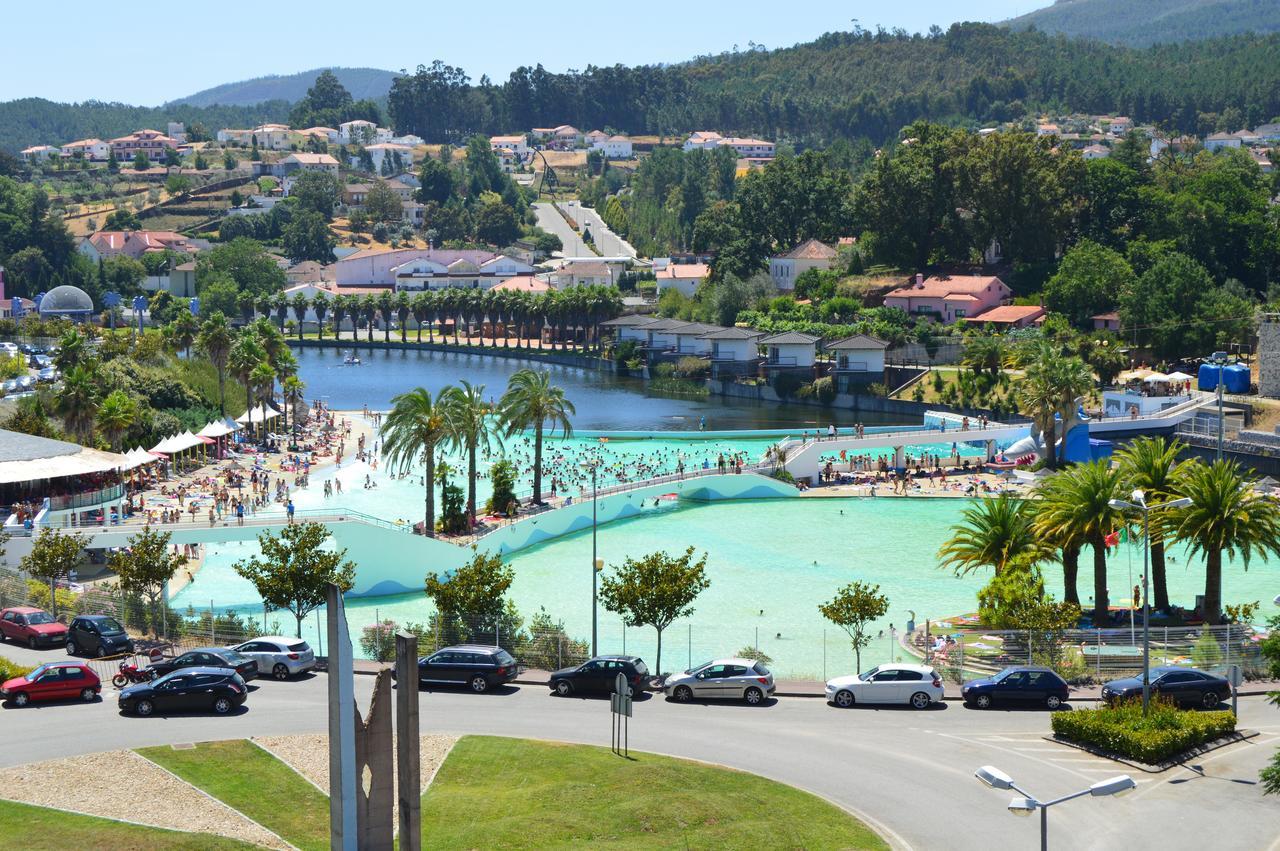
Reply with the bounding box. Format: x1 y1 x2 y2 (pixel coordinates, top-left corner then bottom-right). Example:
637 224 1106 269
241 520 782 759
771 371 806 398
772 469 797 484
673 356 709 379
0 657 36 682
359 619 399 663
1051 699 1236 763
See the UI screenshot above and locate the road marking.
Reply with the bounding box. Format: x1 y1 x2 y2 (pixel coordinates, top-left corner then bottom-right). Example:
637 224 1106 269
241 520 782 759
1014 747 1071 752
1051 757 1112 763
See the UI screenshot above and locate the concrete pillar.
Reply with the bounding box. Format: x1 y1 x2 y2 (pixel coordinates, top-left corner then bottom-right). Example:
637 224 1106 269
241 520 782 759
395 632 421 850
1261 315 1280 398
986 440 996 461
893 445 905 468
327 584 357 851
354 672 395 851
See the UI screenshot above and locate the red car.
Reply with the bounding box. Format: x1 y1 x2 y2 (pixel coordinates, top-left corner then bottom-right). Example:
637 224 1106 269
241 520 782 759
1 662 101 707
0 607 68 649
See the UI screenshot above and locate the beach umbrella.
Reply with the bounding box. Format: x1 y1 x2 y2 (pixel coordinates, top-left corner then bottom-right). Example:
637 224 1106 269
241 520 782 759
1165 371 1194 382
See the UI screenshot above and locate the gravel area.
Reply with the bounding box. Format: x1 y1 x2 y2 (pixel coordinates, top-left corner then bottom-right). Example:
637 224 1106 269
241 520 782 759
253 733 457 793
0 749 290 849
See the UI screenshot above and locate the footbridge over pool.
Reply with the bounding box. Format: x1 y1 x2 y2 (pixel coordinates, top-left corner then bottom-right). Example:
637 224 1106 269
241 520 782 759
3 471 795 598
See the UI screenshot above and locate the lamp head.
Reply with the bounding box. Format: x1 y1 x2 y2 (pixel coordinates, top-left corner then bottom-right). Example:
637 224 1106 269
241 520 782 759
1089 775 1137 798
1165 497 1192 509
975 765 1014 790
1131 489 1146 506
1008 797 1038 816
1108 499 1130 510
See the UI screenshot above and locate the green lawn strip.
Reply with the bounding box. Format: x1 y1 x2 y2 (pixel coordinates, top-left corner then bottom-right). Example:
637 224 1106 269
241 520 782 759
0 798 260 850
422 736 887 850
136 740 330 851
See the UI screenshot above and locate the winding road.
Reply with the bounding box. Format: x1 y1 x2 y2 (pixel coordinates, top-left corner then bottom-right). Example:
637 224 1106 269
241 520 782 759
2 641 1278 850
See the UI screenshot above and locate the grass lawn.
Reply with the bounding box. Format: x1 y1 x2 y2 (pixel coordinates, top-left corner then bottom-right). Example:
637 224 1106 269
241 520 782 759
0 798 258 850
422 736 887 850
135 740 329 850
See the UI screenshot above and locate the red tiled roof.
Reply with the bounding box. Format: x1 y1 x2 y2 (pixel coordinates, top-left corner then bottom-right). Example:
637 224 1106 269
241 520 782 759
492 275 550 293
657 263 709 280
778 239 836 261
966 305 1045 324
885 275 1010 299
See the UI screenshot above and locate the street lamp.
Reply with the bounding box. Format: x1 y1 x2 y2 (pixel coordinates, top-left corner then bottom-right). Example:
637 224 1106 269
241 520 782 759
1109 490 1192 713
975 765 1135 850
580 456 602 656
1210 351 1228 461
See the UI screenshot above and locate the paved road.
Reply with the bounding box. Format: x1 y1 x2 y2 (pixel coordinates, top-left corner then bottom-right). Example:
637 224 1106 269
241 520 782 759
532 201 635 259
3 641 1278 850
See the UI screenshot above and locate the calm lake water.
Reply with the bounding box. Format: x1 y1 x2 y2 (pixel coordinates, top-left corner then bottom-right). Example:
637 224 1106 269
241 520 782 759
292 346 912 430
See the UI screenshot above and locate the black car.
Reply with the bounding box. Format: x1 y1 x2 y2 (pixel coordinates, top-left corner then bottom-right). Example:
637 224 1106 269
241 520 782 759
962 666 1071 710
147 647 258 682
549 655 649 697
392 645 518 693
66 615 134 657
1102 666 1230 709
119 667 247 716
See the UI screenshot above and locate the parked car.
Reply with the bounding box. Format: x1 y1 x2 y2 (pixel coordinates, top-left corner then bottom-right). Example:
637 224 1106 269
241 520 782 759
550 655 649 697
826 663 945 709
1 662 101 706
66 615 134 657
1101 666 1230 709
0 607 68 648
390 644 518 693
119 667 247 716
147 647 258 682
962 666 1070 710
227 637 315 680
663 658 775 705
36 367 58 383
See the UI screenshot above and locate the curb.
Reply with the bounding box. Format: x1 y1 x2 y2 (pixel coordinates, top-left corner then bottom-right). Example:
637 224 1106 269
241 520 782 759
1041 729 1260 774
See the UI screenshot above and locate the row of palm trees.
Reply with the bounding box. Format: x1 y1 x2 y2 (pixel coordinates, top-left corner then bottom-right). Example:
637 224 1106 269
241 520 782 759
380 369 575 538
939 436 1280 626
196 312 304 431
243 284 623 354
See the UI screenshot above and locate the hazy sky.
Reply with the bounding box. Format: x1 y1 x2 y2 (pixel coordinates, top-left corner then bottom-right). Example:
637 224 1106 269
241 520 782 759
1 0 1044 104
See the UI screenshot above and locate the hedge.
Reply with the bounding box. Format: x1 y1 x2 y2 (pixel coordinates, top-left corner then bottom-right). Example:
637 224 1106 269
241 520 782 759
1051 699 1236 763
0 657 37 683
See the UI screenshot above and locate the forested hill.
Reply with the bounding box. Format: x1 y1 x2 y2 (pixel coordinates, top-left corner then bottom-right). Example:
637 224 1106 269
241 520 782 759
168 67 398 107
0 99 289 155
1006 0 1280 47
387 24 1280 144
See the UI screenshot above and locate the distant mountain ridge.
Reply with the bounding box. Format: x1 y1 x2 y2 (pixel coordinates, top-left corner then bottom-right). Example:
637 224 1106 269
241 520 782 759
1006 0 1280 47
167 67 398 107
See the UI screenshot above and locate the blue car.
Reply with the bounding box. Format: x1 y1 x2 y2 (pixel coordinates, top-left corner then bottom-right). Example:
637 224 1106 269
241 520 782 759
962 666 1070 710
1101 666 1229 709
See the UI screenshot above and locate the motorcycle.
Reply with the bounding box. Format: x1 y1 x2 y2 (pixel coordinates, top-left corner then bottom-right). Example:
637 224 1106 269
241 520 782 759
111 660 155 688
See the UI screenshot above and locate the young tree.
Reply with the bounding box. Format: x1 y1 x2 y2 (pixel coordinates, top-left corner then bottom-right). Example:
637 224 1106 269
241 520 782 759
233 521 356 637
364 180 403 224
108 526 186 637
20 528 89 619
599 547 710 676
818 581 889 672
132 151 149 171
283 210 336 264
425 548 514 641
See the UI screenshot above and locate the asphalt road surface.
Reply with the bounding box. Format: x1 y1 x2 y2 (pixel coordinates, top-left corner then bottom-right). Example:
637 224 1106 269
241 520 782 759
3 641 1278 850
532 201 635 259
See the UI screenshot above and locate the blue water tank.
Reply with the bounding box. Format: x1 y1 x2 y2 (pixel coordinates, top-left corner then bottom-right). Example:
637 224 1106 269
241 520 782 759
1224 363 1251 394
1198 363 1220 391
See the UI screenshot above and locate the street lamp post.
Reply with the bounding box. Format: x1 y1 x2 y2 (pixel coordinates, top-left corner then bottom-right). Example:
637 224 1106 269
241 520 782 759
975 765 1135 851
581 457 600 656
1109 491 1192 713
1211 352 1228 461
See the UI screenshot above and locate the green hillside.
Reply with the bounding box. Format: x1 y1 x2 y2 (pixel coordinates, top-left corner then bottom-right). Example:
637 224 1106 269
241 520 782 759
168 67 397 107
1007 0 1280 46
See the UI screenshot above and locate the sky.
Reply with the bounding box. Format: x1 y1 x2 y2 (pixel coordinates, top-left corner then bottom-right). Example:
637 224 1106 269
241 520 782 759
0 0 1044 105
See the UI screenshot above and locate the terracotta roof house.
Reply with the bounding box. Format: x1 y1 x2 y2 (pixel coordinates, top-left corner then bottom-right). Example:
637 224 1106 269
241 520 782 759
963 304 1046 329
655 263 709 298
770 239 838 290
79 231 198 262
492 275 550 293
1093 311 1121 332
883 274 1013 325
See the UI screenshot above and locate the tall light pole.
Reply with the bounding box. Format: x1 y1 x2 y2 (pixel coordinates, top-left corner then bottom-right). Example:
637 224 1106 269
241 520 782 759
975 765 1135 851
1211 352 1227 461
581 456 601 656
1109 490 1192 714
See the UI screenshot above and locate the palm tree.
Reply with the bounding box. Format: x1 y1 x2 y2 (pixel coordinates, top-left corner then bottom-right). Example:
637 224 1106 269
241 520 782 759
57 364 101 443
53 329 86 373
1168 459 1280 624
281 375 306 434
96 389 138 451
290 291 310 340
312 291 330 340
330 294 352 340
411 292 429 343
236 291 257 325
250 361 277 416
395 291 412 343
270 292 289 333
377 290 395 343
441 381 499 526
1116 436 1185 613
937 495 1046 577
381 388 450 537
1020 349 1093 469
197 312 233 414
229 333 267 409
168 308 198 357
497 369 575 504
1034 460 1125 625
360 293 379 342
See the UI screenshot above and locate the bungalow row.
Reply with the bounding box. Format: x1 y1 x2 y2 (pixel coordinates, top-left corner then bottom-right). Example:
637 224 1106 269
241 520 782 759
601 315 888 389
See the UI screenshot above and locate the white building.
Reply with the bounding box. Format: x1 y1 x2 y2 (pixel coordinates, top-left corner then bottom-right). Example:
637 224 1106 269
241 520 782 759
1081 144 1111 160
825 334 887 387
699 326 764 368
592 135 633 159
335 247 532 289
759 331 818 369
59 138 110 161
1205 132 1242 152
683 131 724 151
654 263 709 298
769 239 837 290
338 120 392 145
19 145 60 162
364 143 417 174
490 135 530 156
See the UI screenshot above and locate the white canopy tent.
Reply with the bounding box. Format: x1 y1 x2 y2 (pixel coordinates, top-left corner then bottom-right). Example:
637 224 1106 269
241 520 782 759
198 420 239 438
1142 373 1171 384
236 405 280 425
1165 371 1195 382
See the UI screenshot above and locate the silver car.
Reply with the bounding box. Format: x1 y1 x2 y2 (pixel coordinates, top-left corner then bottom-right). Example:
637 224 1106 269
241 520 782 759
663 657 775 705
227 636 316 680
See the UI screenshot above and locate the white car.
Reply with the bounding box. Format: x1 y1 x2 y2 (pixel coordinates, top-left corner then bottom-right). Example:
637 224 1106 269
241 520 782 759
825 663 944 709
227 636 315 680
663 657 775 705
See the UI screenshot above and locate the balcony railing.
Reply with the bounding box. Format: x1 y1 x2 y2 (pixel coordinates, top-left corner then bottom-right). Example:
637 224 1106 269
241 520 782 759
45 483 126 513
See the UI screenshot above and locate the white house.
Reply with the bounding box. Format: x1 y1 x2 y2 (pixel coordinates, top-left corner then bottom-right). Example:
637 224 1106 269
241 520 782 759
251 124 292 150
548 260 617 289
1205 132 1241 152
671 323 723 356
769 239 837 290
299 126 340 143
655 263 709 298
592 135 633 159
364 143 417 174
59 138 109 161
338 120 392 145
640 318 694 352
699 326 764 367
489 135 529 156
721 137 775 158
1108 116 1132 136
600 314 660 345
759 331 818 369
683 131 724 151
825 334 887 387
19 145 60 162
1081 144 1110 160
584 130 610 147
280 153 340 177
